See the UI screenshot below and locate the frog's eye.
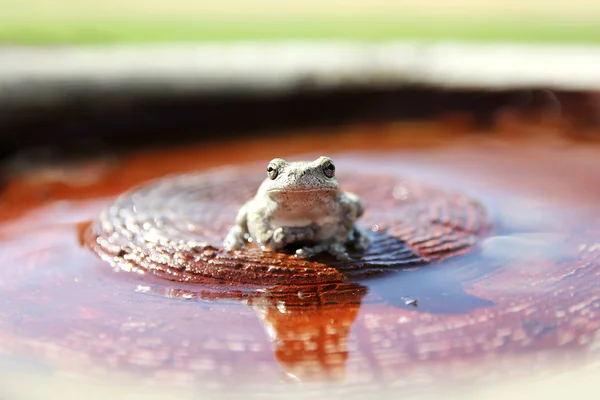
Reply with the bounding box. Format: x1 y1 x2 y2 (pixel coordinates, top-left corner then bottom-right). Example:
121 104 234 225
267 165 278 180
322 161 335 178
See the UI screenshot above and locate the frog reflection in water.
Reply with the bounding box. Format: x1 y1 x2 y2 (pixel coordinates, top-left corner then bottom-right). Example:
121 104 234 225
247 283 367 382
224 156 370 260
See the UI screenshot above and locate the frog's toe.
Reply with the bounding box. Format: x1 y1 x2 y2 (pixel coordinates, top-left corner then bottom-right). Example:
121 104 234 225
295 243 326 259
350 227 371 251
223 226 246 250
295 242 350 261
295 247 313 259
355 236 371 251
327 243 351 261
272 227 286 243
333 251 350 261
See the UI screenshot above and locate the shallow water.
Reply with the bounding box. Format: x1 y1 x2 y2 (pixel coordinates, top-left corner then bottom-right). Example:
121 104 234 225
1 127 599 399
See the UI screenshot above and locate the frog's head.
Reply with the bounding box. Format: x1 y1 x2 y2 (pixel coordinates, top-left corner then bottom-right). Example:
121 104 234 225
258 156 340 200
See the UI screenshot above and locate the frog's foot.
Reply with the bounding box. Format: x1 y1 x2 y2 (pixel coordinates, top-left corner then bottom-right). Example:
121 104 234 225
295 242 350 261
272 225 318 247
349 226 371 252
223 226 247 250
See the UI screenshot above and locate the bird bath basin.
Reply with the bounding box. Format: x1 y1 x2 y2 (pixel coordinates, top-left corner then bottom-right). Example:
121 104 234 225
1 114 600 399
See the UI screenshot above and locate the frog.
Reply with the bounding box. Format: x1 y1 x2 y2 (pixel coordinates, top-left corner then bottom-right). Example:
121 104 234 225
223 156 370 260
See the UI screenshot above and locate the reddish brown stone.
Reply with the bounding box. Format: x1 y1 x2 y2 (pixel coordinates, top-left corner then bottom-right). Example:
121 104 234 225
85 168 489 285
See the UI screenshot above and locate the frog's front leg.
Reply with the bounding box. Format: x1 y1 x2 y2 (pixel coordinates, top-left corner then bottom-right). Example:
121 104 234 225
223 202 250 250
348 226 371 252
295 228 370 260
271 224 318 250
295 240 350 261
341 192 371 252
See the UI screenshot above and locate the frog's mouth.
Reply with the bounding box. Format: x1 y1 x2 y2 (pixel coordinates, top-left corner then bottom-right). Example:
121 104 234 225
267 188 337 194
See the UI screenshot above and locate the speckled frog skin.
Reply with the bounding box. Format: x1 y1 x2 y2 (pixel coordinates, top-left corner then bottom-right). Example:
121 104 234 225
224 156 370 260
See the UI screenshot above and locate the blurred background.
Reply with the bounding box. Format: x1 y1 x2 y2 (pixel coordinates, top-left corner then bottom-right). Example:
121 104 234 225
1 0 599 158
1 0 599 43
1 2 600 400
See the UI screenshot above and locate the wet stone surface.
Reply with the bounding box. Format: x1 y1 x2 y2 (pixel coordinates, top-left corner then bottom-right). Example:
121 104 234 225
85 167 489 286
1 131 600 398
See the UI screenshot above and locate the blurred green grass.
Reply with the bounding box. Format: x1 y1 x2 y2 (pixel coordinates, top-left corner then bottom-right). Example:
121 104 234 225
2 15 600 44
1 0 599 45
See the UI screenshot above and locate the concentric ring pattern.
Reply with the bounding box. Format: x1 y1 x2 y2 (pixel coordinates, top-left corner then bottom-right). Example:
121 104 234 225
85 166 489 285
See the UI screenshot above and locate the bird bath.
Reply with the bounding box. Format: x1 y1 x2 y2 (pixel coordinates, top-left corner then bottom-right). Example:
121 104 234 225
1 113 600 399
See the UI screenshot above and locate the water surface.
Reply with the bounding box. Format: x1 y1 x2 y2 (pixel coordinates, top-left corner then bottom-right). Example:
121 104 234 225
1 128 599 399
